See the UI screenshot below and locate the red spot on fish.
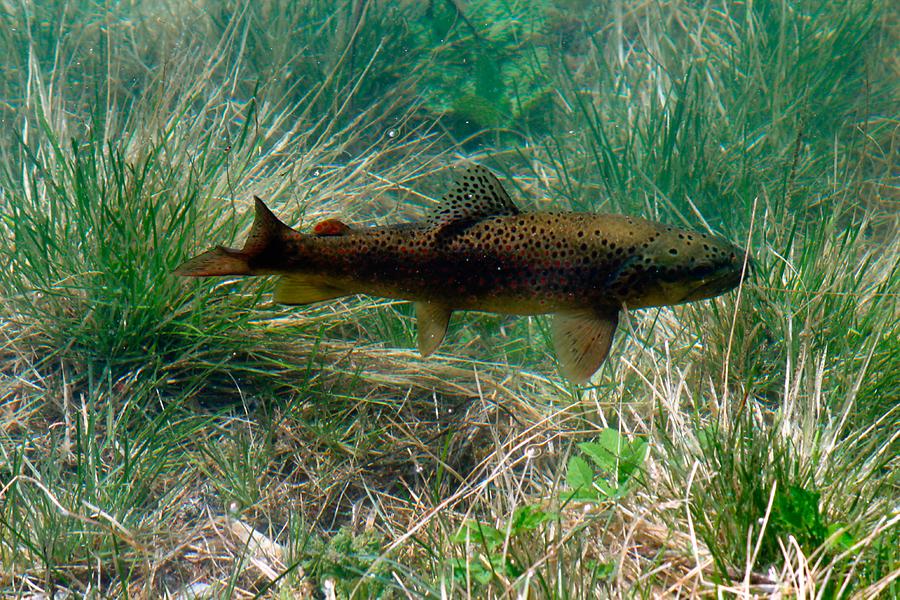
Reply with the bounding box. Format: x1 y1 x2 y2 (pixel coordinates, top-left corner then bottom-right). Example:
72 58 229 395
314 219 351 236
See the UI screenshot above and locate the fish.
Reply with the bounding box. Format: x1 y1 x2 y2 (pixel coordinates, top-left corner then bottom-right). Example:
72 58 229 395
176 165 748 382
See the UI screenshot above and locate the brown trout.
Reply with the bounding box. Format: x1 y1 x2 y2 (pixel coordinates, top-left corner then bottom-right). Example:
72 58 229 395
176 165 748 382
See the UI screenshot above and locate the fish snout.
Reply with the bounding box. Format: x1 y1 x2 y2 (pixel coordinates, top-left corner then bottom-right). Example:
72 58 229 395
734 247 754 280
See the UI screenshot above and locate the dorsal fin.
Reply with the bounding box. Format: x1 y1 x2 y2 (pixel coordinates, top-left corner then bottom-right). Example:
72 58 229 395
428 165 519 230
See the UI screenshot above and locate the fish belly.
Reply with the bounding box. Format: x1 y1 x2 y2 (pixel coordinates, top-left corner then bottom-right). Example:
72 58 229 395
324 258 611 315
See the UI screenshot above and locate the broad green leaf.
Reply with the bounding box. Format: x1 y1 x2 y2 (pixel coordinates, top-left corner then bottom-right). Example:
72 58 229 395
587 560 616 579
566 454 594 491
578 440 617 472
579 428 625 471
775 485 823 532
452 557 494 585
826 523 856 551
491 553 521 578
593 478 616 499
451 520 504 549
511 504 555 533
618 438 648 484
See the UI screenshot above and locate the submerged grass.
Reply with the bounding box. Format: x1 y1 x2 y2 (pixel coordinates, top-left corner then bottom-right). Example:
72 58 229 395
0 0 897 597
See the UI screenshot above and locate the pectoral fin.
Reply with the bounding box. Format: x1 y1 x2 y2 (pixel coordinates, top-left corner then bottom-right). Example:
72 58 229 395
274 276 345 305
415 302 452 356
551 309 619 383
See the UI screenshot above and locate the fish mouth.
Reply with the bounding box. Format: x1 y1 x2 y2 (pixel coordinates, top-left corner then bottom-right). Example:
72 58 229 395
681 266 745 302
680 247 752 301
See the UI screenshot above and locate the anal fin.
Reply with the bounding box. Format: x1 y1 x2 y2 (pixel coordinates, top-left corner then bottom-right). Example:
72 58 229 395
415 302 452 356
274 276 345 305
551 309 619 383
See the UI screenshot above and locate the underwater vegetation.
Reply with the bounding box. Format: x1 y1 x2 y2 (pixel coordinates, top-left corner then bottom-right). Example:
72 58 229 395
0 0 897 597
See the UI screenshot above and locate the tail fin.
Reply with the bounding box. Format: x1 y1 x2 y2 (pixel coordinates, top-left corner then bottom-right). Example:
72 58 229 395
175 197 293 277
174 245 251 277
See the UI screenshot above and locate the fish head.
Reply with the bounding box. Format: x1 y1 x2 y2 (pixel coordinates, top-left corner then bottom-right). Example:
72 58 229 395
623 228 749 307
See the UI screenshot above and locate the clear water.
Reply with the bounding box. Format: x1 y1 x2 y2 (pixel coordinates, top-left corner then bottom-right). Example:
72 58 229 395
1 2 896 596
